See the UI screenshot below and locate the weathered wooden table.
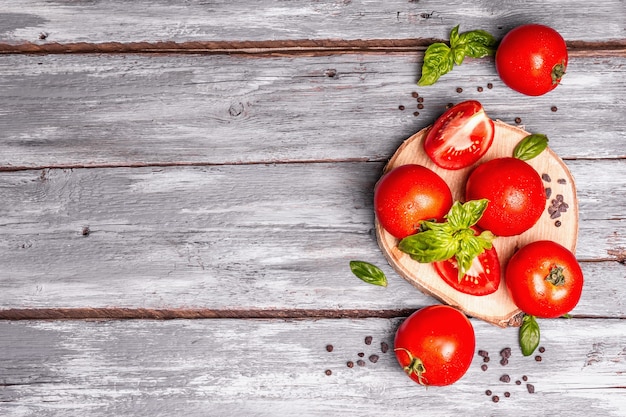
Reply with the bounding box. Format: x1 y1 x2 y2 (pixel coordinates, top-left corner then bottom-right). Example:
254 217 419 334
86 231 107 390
1 1 625 416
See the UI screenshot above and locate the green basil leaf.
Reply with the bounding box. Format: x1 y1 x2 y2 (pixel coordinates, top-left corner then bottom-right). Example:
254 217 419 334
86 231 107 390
449 25 461 48
513 134 549 161
454 228 494 277
349 261 387 287
398 228 458 264
417 42 454 86
520 315 541 356
458 30 497 58
446 199 489 230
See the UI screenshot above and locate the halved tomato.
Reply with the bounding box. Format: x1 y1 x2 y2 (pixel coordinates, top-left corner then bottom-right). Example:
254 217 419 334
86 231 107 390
434 245 500 296
424 100 495 170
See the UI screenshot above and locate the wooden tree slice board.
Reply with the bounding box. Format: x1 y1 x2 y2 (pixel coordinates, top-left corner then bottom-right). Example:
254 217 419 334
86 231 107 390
375 120 579 328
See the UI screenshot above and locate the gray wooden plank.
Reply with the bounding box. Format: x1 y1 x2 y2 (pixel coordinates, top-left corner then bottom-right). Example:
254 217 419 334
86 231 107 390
0 162 623 314
0 0 624 45
0 318 624 416
0 54 624 169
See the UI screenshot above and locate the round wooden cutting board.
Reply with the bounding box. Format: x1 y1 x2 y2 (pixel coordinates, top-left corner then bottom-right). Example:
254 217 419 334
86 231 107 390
376 120 578 327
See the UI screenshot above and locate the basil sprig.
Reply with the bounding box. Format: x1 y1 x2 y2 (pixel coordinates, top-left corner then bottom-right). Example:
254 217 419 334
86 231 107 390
513 134 549 161
398 199 495 280
418 25 496 86
350 261 388 287
520 314 541 356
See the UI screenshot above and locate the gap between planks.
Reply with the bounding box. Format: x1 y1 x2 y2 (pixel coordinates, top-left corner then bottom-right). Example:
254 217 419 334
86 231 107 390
0 39 624 56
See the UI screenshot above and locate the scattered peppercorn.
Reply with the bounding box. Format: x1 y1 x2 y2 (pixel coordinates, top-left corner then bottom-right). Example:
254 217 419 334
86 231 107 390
347 361 354 368
539 347 546 353
456 87 463 93
522 375 528 381
527 384 535 393
481 364 488 371
542 173 552 182
399 105 405 111
358 352 364 357
504 392 511 398
477 86 483 92
551 106 558 112
545 187 552 199
412 92 419 98
365 336 373 345
326 344 334 352
500 358 509 366
483 356 490 363
413 111 420 117
417 97 424 103
492 395 500 403
515 380 521 385
478 350 489 358
515 117 522 124
325 369 332 376
500 374 511 383
485 390 492 396
500 348 512 358
381 342 389 353
446 103 454 109
417 103 424 109
555 220 562 227
369 355 379 363
535 355 543 362
557 178 567 184
357 360 366 367
487 83 493 89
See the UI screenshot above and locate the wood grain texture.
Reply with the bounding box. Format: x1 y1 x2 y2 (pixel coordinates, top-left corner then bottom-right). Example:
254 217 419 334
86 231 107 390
1 0 625 46
0 318 624 417
0 162 623 315
0 54 624 170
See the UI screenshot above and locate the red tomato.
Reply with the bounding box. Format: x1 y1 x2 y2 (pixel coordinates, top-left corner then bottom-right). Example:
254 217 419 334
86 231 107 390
434 244 500 296
374 164 453 239
496 24 568 96
424 101 495 170
465 157 546 237
394 305 475 386
506 240 583 318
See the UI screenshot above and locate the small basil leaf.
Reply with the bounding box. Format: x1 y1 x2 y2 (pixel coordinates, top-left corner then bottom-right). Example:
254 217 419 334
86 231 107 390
520 315 541 356
449 25 461 48
446 199 489 230
417 42 454 86
513 134 549 161
350 261 387 287
458 30 497 58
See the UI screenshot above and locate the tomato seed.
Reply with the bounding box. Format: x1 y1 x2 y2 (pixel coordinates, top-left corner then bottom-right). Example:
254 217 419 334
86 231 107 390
357 360 366 367
369 355 379 363
325 369 332 376
500 374 511 383
527 384 535 393
326 344 334 352
365 336 373 345
381 342 389 353
398 105 405 110
347 361 354 368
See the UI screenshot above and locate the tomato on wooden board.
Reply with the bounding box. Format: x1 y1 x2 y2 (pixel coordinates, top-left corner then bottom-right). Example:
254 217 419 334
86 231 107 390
434 243 500 296
495 24 568 96
465 157 546 237
394 305 475 386
506 240 583 318
423 100 495 170
374 164 453 239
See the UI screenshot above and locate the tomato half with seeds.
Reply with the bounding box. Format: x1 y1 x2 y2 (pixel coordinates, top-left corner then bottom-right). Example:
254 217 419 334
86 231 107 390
374 164 453 239
465 157 546 237
506 240 583 318
496 24 568 96
394 305 475 386
423 100 495 170
434 243 501 296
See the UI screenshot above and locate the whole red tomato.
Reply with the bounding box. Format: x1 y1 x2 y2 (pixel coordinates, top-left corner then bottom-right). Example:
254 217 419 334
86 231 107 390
374 164 453 239
465 157 545 237
423 100 495 170
394 305 475 386
495 24 568 96
506 240 583 318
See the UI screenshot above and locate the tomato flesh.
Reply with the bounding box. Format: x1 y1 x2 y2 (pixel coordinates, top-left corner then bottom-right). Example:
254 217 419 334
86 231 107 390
496 24 568 96
434 245 500 296
506 240 583 318
424 100 495 170
394 305 475 386
374 164 453 239
465 157 546 237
